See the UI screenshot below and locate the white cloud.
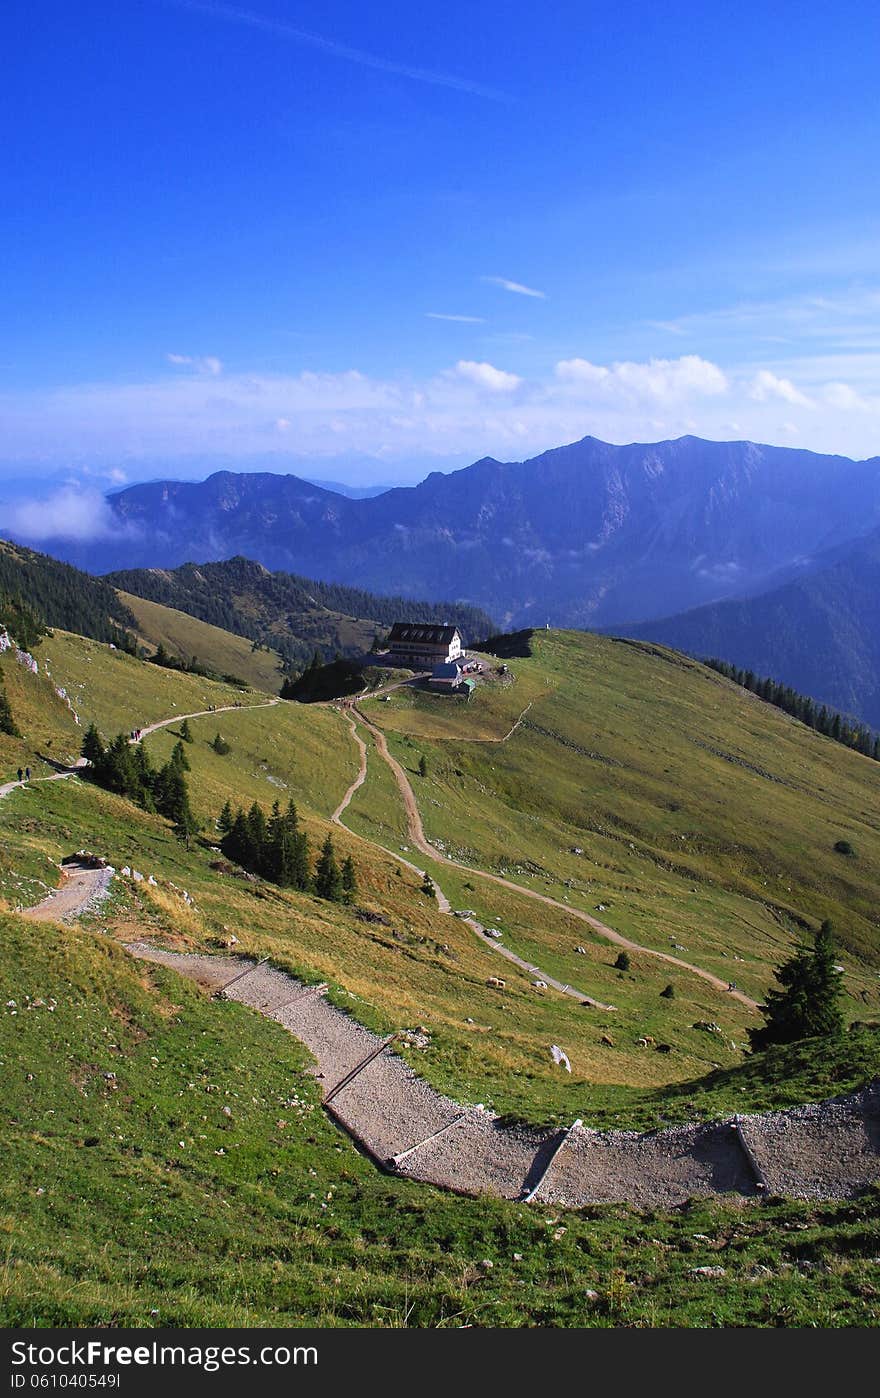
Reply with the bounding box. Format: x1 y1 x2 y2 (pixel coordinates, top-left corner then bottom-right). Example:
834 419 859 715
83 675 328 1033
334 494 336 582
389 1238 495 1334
167 352 223 376
556 354 728 401
452 360 522 392
426 312 486 323
168 0 507 101
3 487 126 542
3 351 880 477
748 370 812 406
822 381 873 411
483 276 546 299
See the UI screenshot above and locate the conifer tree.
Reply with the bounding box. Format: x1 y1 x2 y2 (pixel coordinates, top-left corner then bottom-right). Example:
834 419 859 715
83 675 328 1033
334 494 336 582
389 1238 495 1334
179 718 194 743
749 920 844 1050
218 798 234 834
0 683 18 738
341 855 357 903
314 834 343 901
81 722 104 764
169 740 190 772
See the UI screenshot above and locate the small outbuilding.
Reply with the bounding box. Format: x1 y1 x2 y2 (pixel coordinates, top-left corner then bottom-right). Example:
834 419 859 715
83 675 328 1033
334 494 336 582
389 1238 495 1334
429 660 464 691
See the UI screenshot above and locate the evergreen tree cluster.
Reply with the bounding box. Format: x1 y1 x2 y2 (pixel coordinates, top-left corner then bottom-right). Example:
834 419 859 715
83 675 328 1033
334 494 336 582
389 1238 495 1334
217 798 356 902
0 540 137 649
280 653 364 702
750 920 844 1050
0 680 20 737
706 658 880 761
149 642 246 689
81 725 197 840
0 592 47 651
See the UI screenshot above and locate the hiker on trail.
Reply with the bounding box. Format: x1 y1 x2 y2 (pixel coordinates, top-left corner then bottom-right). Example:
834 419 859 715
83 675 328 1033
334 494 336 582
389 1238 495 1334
17 768 22 783
24 766 30 781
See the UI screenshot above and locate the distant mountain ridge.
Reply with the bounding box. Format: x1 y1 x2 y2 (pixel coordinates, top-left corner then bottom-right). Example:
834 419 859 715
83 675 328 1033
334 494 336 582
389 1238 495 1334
617 526 880 729
24 435 880 632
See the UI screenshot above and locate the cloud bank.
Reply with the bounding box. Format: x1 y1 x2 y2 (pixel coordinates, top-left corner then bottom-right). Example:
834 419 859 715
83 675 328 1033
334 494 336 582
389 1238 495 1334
1 351 878 487
1 487 128 542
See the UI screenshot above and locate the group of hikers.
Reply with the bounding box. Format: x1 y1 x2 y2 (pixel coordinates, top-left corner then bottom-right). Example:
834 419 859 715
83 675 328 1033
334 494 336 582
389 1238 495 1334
16 766 31 783
129 729 143 741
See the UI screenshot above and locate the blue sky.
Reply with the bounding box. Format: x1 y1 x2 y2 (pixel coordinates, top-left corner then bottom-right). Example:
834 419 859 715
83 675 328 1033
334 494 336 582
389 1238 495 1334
3 0 880 519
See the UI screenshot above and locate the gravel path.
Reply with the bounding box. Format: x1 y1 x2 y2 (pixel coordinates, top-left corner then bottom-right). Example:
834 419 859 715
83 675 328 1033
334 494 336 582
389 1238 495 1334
134 697 279 742
0 758 88 803
737 1087 880 1200
353 704 759 1013
331 714 368 823
126 944 880 1207
22 862 114 922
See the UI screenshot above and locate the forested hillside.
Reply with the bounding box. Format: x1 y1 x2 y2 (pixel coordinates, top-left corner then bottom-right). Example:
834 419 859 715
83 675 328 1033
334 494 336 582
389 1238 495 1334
107 556 494 672
0 539 136 647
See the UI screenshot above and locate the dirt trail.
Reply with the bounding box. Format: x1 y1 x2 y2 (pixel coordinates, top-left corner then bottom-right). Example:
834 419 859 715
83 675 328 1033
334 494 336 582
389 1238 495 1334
334 709 616 1009
353 705 759 1013
134 697 279 741
128 943 880 1206
0 758 89 803
21 862 112 922
331 714 368 823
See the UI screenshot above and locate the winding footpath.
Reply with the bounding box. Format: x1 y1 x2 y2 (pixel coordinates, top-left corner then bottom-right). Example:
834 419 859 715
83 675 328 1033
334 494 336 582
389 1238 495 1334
332 712 617 1010
133 697 280 741
350 704 759 1013
5 691 878 1205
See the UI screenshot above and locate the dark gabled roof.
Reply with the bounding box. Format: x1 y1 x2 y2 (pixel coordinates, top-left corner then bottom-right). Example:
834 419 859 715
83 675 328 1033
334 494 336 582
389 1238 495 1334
387 622 460 646
432 660 463 678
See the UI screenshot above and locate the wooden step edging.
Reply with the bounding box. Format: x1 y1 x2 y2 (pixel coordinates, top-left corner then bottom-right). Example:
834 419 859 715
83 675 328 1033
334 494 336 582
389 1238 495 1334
388 1112 471 1170
260 982 328 1015
732 1115 769 1193
521 1118 584 1202
214 958 269 998
323 1034 400 1107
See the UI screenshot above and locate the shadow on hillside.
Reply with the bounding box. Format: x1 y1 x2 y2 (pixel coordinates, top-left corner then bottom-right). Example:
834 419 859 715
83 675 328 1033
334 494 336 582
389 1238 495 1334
476 629 534 659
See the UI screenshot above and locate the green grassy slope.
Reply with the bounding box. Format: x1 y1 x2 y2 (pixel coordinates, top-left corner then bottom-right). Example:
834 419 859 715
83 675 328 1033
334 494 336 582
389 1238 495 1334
118 590 284 693
31 629 262 737
364 631 880 1022
3 913 879 1328
2 624 880 1326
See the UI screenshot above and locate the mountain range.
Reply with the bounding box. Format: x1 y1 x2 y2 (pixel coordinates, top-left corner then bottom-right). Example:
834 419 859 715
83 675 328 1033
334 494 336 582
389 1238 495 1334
26 434 880 627
6 432 880 724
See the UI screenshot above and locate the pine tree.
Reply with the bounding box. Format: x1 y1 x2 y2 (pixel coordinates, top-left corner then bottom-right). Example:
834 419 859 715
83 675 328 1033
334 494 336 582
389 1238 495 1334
81 723 104 764
0 683 19 738
749 920 844 1050
246 802 268 874
222 809 250 867
418 755 428 778
217 798 234 834
179 718 194 743
314 834 343 901
420 872 436 899
169 740 190 772
211 732 231 755
341 855 357 903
